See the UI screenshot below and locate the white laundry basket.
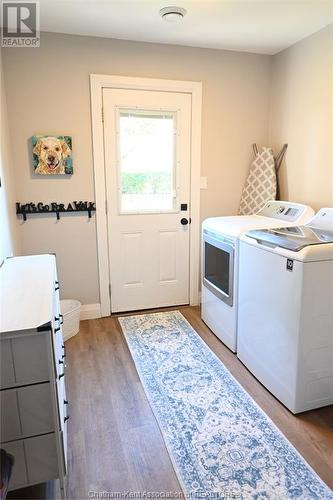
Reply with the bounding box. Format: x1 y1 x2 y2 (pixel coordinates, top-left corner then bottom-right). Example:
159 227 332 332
60 299 81 341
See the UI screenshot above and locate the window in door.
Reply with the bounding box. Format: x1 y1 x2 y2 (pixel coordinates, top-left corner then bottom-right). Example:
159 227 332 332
117 109 177 214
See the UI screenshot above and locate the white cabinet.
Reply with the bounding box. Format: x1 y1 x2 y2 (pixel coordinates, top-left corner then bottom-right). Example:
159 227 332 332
0 255 68 498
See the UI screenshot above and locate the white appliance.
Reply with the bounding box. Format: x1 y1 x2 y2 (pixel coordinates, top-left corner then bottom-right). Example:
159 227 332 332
201 201 314 352
237 208 333 413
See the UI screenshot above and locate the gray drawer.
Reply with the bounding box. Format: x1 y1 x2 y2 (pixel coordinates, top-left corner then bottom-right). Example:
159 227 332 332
24 433 59 484
1 383 54 442
1 340 15 387
1 334 52 389
2 440 28 490
0 390 21 442
5 433 60 491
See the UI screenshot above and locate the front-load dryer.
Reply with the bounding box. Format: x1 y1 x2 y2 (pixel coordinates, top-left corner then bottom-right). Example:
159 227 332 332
237 208 333 413
201 201 314 352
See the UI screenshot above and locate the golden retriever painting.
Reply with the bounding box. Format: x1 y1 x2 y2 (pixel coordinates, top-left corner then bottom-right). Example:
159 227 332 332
32 135 73 175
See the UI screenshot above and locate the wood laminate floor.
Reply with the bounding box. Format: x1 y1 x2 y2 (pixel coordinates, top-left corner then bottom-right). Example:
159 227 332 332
65 306 333 499
9 306 333 499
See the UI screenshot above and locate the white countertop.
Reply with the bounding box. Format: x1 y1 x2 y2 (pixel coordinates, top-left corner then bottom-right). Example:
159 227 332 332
0 254 56 333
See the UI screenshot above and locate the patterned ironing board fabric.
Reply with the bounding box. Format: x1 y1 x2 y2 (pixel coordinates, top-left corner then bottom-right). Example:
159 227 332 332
239 147 277 215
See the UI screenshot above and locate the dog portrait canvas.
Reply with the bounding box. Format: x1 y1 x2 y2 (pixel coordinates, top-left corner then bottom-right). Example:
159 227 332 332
32 135 73 175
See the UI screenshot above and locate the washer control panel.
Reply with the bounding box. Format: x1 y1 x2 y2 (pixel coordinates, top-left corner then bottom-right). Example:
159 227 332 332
308 208 333 229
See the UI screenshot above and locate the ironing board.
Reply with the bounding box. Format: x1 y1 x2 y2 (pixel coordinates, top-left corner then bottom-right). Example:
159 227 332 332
239 146 277 215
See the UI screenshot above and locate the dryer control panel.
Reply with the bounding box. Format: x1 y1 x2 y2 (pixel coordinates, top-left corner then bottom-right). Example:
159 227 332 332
257 201 308 222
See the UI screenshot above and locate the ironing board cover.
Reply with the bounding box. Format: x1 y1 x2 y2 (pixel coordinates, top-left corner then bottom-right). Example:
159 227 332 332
239 147 277 215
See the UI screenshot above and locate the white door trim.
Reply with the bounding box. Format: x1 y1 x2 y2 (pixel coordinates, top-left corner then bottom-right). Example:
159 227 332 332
90 74 202 316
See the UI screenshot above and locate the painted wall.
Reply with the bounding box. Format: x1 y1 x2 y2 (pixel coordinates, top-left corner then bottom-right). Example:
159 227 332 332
270 24 333 210
2 33 271 304
0 49 20 264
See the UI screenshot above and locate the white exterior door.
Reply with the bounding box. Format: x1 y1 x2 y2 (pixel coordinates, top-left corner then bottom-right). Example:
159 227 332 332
103 88 191 312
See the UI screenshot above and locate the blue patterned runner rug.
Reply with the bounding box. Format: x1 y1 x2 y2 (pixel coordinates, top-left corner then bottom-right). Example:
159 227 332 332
119 311 333 499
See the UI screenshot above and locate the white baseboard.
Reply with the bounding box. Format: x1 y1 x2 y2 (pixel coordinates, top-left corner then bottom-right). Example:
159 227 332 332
80 303 102 320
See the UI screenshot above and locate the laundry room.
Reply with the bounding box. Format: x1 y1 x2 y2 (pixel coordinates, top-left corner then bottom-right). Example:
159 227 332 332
0 2 332 499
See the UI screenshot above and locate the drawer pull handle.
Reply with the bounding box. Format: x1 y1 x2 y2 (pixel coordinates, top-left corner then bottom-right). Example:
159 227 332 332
62 344 65 349
62 354 66 359
54 327 61 333
59 373 64 380
55 315 64 325
64 416 70 423
64 400 69 405
59 359 64 364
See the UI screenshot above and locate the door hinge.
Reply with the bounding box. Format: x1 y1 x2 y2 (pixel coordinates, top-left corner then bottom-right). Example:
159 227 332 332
101 107 104 122
105 199 108 214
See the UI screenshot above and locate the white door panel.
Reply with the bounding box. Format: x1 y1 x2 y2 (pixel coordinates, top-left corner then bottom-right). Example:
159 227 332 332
103 88 191 312
159 231 177 282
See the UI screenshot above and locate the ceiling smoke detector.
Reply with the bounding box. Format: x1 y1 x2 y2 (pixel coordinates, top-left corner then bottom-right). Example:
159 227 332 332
159 6 187 23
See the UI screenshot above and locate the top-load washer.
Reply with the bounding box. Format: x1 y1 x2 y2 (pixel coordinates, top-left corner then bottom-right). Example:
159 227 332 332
237 208 333 413
201 201 314 352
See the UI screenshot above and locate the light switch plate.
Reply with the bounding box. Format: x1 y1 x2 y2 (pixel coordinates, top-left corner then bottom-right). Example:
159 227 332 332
200 177 208 189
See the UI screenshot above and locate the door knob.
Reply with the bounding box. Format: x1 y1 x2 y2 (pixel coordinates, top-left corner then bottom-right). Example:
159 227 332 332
180 218 189 225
